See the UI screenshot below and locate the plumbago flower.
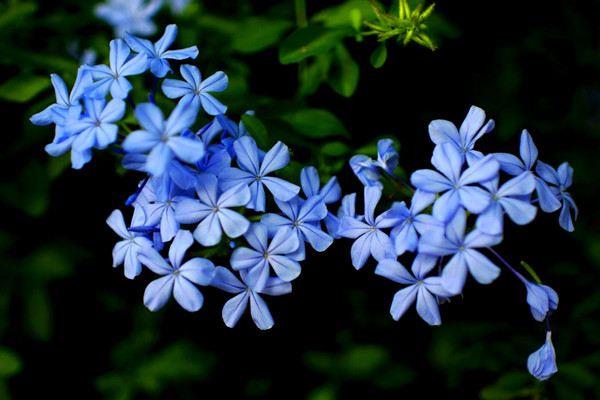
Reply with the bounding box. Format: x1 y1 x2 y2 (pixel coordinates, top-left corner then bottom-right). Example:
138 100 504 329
96 0 162 37
32 25 342 334
338 105 576 380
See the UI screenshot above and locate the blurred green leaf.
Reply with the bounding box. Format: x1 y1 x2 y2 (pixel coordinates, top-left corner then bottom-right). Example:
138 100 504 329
306 385 337 400
231 17 292 53
299 54 332 97
0 2 37 30
0 75 50 103
312 0 375 28
370 43 387 68
339 345 389 378
241 114 270 148
304 351 337 375
23 287 52 341
321 142 350 157
0 348 21 378
279 26 348 64
480 372 536 400
328 45 359 97
280 109 349 138
0 161 49 216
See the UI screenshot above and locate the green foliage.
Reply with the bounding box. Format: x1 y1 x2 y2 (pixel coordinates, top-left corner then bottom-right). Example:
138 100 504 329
0 75 50 103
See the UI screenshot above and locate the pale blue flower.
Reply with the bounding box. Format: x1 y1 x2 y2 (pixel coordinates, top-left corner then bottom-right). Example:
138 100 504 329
411 142 499 221
429 105 495 165
86 39 148 99
476 172 537 235
375 139 398 174
95 0 162 37
375 255 452 325
125 24 199 78
139 230 215 312
261 196 333 258
324 192 360 239
162 65 228 115
525 281 559 322
535 161 578 232
231 223 301 290
211 266 292 330
106 208 153 279
418 208 502 294
175 173 251 246
300 166 341 204
349 155 381 187
218 136 300 212
338 187 396 269
123 153 199 190
527 332 558 380
122 101 204 176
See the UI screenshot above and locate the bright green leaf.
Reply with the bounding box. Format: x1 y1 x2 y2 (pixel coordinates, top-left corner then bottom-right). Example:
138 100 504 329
370 43 388 68
0 75 50 103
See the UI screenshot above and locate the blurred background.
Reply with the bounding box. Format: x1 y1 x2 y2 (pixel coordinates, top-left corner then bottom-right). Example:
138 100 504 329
0 0 598 398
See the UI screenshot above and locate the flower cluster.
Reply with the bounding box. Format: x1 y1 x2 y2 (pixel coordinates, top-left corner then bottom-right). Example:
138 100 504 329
341 106 576 380
31 25 340 330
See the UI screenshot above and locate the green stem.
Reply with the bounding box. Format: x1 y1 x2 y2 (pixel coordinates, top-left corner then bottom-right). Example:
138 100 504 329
294 0 307 27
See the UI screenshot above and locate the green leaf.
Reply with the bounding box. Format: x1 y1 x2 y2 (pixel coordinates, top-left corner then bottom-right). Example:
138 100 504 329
312 0 376 28
23 287 52 341
370 43 388 68
306 385 337 400
0 161 50 216
241 114 270 148
280 109 349 138
339 345 389 379
321 141 350 157
231 18 292 53
0 348 21 378
299 54 332 97
0 2 37 30
328 45 359 97
480 372 536 400
0 75 50 103
279 26 348 64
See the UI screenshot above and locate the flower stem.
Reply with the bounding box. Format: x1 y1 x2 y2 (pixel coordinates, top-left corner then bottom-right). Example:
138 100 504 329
487 247 528 284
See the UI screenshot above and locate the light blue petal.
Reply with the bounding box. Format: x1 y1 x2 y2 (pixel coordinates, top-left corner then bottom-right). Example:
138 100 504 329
120 53 148 76
432 143 463 182
139 247 172 275
218 209 250 239
440 253 468 295
268 255 301 282
338 216 371 239
374 259 414 284
194 212 222 246
459 186 491 214
363 186 382 225
268 227 300 255
416 287 442 325
494 152 525 175
162 46 199 60
527 332 558 381
535 161 560 186
260 277 293 296
218 183 251 208
259 141 290 176
411 254 438 279
432 189 461 222
222 292 249 328
261 177 300 201
211 266 245 293
167 136 205 164
300 166 320 197
200 93 227 116
233 136 260 174
298 196 328 222
179 258 215 285
499 197 537 225
390 285 418 320
243 222 268 252
498 172 536 197
199 71 228 92
143 275 175 311
459 154 499 185
463 249 500 284
535 178 561 212
168 229 193 268
299 223 333 252
520 129 538 170
155 24 178 55
350 233 372 270
476 202 504 235
162 78 192 99
135 103 165 136
146 143 173 176
173 277 204 311
428 119 460 146
410 169 452 193
249 292 274 330
150 58 171 78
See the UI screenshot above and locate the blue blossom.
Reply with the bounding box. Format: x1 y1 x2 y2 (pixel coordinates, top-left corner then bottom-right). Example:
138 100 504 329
300 166 341 204
429 105 495 165
175 173 251 246
231 223 301 290
525 281 559 322
375 139 399 174
411 142 499 221
196 146 231 175
535 161 578 232
125 24 199 78
166 0 190 14
211 266 292 330
375 255 452 325
86 39 148 99
261 196 333 258
418 208 502 294
30 66 92 128
106 208 153 279
527 332 558 380
325 193 360 238
219 136 300 212
123 153 199 190
338 187 397 269
95 0 162 37
139 230 215 312
476 172 537 235
122 101 204 176
162 65 228 115
388 189 441 255
494 129 561 213
349 155 382 187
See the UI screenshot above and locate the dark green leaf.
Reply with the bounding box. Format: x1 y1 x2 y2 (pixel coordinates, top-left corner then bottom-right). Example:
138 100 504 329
280 109 349 138
231 18 292 53
279 26 348 64
321 142 350 157
241 114 270 148
0 348 21 378
312 0 375 28
370 43 388 68
0 75 50 103
328 45 359 97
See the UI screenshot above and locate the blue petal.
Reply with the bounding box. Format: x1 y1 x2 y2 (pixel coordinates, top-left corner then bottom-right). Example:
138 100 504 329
520 129 538 170
440 253 468 295
222 292 249 328
499 197 537 225
459 154 499 185
178 258 215 285
432 143 463 182
390 285 418 320
211 266 245 293
249 292 275 330
299 223 333 252
261 177 300 201
300 166 320 197
199 71 229 92
535 178 561 212
260 141 290 176
411 169 452 193
143 275 175 311
200 93 227 116
173 277 204 311
168 229 193 268
416 287 442 325
233 136 261 174
374 259 414 284
463 249 501 284
527 332 558 381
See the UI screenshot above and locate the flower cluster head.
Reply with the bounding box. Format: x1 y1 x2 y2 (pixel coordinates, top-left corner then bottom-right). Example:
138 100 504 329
341 105 576 380
31 25 340 331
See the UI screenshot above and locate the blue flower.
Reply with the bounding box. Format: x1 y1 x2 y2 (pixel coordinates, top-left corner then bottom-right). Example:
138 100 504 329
261 196 333 258
106 208 153 279
136 175 188 242
95 0 162 37
388 189 441 255
411 142 499 221
122 101 204 176
162 65 228 115
219 136 300 212
30 67 92 128
349 155 381 187
338 187 396 269
535 161 578 232
139 230 215 312
175 173 251 246
476 172 537 235
300 166 341 204
196 146 231 175
211 266 292 330
418 208 502 294
166 0 190 14
231 223 301 290
527 332 558 380
325 193 360 239
86 39 148 99
375 139 399 174
125 24 199 78
429 105 495 165
525 281 558 322
375 255 452 325
494 129 562 213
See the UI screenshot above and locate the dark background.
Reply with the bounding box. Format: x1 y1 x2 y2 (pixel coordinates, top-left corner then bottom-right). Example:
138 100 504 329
0 0 598 398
